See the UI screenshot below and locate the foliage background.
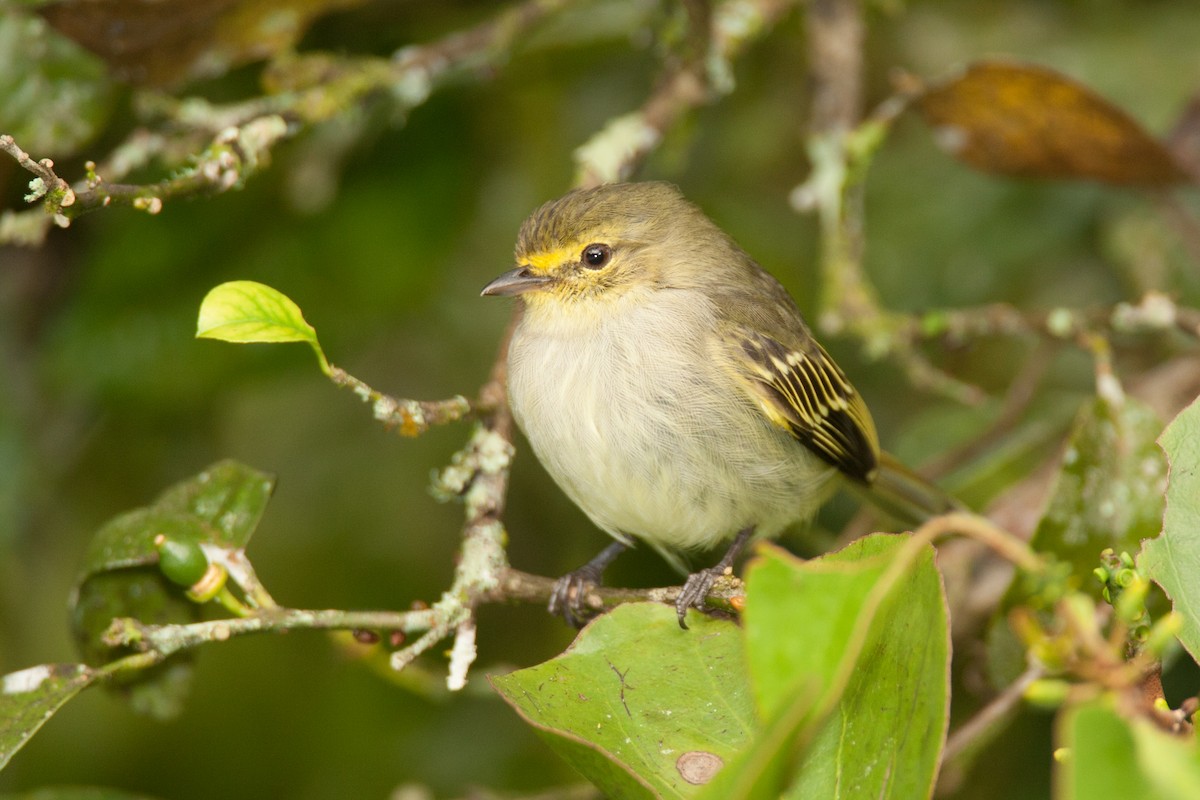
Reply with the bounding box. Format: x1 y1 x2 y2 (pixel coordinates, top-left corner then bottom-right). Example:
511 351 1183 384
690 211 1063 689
1 0 1198 797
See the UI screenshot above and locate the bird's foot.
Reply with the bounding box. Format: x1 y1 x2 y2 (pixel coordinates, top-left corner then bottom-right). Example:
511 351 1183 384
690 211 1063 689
548 569 600 628
674 566 730 629
674 526 755 629
548 541 627 628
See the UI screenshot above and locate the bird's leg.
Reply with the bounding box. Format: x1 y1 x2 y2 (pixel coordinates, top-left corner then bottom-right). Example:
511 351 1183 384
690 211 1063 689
549 541 628 628
675 526 755 629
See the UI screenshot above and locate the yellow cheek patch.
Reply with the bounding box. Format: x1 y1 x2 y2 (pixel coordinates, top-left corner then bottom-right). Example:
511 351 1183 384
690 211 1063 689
523 245 581 273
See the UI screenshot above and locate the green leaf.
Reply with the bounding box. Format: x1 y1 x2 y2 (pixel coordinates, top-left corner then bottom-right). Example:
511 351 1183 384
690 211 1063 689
1058 702 1151 800
0 663 97 770
69 461 274 719
1140 397 1200 661
196 281 329 374
76 460 273 579
1058 700 1200 800
702 535 948 799
491 603 753 799
1129 715 1200 799
1031 396 1166 588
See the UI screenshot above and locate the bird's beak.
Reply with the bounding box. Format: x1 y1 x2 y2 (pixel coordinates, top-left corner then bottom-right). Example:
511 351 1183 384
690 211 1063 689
480 267 553 297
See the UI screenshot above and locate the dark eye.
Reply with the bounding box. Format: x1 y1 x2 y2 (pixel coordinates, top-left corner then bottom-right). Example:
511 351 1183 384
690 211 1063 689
581 243 612 269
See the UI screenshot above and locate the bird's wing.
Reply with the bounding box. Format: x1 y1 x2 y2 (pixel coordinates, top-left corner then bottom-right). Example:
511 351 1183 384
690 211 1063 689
728 327 880 483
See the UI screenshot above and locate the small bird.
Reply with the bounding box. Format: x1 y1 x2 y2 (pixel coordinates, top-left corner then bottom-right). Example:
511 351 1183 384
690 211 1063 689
482 182 957 627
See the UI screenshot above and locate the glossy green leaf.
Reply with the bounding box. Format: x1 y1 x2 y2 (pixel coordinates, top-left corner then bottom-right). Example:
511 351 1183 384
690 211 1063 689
77 460 273 579
702 535 948 799
492 603 753 799
70 461 274 718
0 664 97 770
1030 396 1166 587
1140 397 1200 661
196 281 329 374
1057 701 1200 800
787 537 948 799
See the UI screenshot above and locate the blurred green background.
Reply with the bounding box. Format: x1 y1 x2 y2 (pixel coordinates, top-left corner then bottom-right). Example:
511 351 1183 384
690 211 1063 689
1 1 1198 797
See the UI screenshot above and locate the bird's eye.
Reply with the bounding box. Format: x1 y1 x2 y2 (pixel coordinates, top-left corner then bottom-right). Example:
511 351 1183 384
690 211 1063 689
581 243 612 269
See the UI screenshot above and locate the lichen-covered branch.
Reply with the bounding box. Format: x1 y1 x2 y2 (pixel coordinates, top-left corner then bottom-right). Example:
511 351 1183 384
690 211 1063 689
1 0 571 245
329 366 471 436
906 291 1200 348
103 607 437 661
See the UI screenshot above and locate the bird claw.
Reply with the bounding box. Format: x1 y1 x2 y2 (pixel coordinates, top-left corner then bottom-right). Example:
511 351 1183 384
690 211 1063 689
548 570 599 628
548 541 627 628
675 568 722 629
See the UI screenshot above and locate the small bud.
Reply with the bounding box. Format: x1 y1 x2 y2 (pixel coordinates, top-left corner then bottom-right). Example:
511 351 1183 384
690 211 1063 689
1144 613 1182 657
1024 679 1071 708
1115 575 1149 624
1061 593 1099 638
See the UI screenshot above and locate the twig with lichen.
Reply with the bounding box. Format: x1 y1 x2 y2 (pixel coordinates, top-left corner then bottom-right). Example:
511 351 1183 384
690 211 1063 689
329 366 471 436
0 0 572 246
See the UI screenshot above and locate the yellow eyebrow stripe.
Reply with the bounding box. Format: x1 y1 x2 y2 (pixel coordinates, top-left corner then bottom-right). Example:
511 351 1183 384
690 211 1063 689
524 246 580 272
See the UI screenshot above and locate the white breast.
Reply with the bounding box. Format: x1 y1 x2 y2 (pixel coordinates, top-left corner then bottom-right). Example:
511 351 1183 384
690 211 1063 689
507 288 835 558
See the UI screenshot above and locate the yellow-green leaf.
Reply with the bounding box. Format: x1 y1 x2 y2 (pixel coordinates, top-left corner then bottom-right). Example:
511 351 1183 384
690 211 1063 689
196 280 329 374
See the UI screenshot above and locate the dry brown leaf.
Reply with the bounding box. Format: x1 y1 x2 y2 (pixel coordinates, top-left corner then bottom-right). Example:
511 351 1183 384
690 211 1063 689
41 0 368 88
916 60 1192 186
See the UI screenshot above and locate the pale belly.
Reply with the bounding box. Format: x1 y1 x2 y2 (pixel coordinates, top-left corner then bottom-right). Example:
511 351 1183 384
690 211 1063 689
507 293 835 555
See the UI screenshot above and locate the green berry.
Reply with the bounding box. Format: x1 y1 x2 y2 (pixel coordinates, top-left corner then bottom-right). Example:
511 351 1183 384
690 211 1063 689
156 536 209 587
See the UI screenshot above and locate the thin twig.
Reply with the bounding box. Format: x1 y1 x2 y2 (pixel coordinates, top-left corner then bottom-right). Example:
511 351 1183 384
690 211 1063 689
574 0 794 186
909 511 1043 572
328 366 471 436
920 339 1058 480
939 664 1045 785
103 607 438 659
1 0 572 244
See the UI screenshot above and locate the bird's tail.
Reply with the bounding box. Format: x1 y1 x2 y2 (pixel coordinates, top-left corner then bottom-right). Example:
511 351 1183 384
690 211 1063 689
851 450 964 526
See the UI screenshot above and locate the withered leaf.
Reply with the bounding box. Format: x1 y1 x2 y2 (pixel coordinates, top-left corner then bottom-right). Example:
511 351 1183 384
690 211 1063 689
916 60 1192 186
41 0 368 88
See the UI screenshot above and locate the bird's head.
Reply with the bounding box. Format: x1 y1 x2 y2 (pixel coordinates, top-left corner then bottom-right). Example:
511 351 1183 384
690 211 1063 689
482 182 717 309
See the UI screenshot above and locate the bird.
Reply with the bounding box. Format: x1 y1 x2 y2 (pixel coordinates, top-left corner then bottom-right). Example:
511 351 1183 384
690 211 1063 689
482 181 958 627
